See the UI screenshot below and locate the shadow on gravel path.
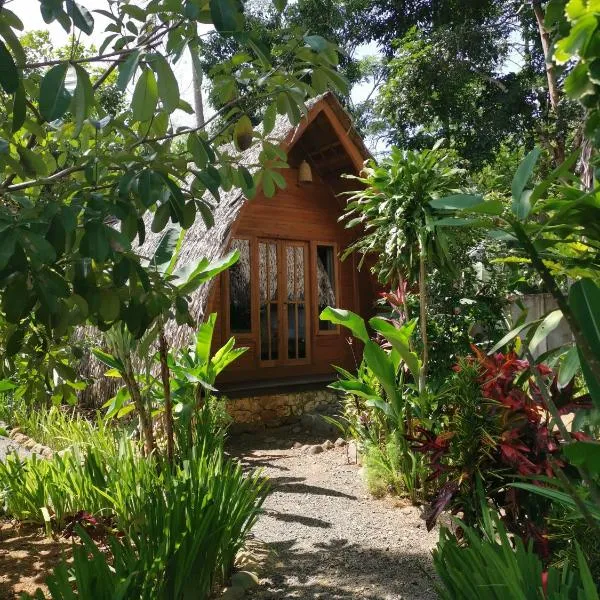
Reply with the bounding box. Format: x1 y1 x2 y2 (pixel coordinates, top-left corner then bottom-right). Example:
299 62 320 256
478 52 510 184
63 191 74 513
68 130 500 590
229 430 439 600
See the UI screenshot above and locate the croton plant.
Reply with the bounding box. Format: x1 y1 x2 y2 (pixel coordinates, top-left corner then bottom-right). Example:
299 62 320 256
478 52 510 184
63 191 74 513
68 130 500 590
412 346 591 558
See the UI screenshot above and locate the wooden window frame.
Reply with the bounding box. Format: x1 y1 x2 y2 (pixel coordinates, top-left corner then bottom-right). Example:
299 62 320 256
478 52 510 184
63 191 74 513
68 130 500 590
312 241 341 336
224 237 254 341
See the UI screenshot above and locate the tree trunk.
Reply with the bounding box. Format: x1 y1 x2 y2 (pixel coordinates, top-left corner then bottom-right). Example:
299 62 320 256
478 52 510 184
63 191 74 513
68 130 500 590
418 250 428 393
158 327 174 464
190 46 205 129
122 362 155 456
531 0 565 164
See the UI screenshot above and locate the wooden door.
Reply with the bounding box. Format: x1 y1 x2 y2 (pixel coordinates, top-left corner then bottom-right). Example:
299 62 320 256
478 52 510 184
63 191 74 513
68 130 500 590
258 239 310 366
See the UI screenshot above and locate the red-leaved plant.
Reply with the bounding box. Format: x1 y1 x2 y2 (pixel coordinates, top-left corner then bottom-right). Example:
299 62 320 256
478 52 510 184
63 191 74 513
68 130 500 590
411 347 591 558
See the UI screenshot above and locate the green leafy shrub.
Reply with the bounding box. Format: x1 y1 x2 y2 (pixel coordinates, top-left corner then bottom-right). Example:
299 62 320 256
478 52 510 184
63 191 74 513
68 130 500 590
321 306 432 503
434 503 599 600
6 428 266 599
9 404 118 454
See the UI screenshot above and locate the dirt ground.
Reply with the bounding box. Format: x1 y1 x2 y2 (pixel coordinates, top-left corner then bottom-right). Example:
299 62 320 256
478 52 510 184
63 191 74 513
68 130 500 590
0 522 71 599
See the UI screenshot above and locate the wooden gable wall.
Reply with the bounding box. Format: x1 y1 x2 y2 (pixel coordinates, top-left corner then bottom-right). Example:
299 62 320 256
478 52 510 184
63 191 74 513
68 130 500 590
204 101 379 388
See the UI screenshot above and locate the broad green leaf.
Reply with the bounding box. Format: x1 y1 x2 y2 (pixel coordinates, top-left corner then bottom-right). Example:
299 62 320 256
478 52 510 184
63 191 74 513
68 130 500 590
117 49 140 90
0 41 19 94
319 307 369 343
262 170 275 197
511 147 541 220
563 441 600 477
576 541 600 600
363 340 400 416
66 0 94 34
529 309 563 353
98 290 120 322
0 21 26 66
3 277 28 322
92 349 125 373
366 398 395 418
210 0 244 35
558 346 580 388
131 68 158 123
304 35 328 52
0 230 16 270
319 66 348 95
489 320 537 354
80 222 109 262
188 133 210 169
150 227 181 272
151 203 170 233
0 380 16 391
19 231 56 265
329 379 380 400
195 312 217 365
72 64 94 137
12 79 26 132
429 194 484 210
274 0 288 11
39 63 72 121
121 4 146 20
433 217 485 227
152 54 180 113
211 342 248 376
569 278 600 407
529 149 581 207
369 317 421 381
176 251 239 295
263 102 277 135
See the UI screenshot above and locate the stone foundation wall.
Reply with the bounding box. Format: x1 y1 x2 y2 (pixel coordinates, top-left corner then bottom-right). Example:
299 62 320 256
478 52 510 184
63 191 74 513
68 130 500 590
225 388 340 431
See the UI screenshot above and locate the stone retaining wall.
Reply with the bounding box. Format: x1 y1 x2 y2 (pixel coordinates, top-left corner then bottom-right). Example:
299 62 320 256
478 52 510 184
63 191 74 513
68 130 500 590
225 388 340 431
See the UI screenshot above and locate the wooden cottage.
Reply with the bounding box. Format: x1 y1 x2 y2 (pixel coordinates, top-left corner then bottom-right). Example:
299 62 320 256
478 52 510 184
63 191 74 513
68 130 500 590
127 93 379 426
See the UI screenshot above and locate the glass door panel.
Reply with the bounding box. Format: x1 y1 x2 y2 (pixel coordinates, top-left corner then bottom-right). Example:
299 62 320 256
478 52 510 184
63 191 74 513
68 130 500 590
259 241 279 361
286 243 307 360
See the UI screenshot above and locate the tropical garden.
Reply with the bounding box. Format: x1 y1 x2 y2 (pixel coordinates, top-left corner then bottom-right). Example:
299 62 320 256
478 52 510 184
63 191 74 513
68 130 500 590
0 0 599 598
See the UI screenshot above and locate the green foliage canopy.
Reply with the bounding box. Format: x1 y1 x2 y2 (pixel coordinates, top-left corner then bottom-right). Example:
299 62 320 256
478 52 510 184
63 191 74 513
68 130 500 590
0 0 345 364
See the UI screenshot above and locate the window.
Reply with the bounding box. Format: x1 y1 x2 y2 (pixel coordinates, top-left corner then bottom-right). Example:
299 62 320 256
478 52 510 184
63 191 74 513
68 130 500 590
229 239 251 333
317 244 336 331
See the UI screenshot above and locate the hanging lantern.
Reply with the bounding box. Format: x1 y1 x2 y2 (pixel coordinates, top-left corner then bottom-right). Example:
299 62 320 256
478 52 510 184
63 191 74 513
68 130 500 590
298 160 313 184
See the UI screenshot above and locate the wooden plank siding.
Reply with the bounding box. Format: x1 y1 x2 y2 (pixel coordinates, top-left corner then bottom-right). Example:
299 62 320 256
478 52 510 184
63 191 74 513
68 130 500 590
204 164 375 386
202 98 379 388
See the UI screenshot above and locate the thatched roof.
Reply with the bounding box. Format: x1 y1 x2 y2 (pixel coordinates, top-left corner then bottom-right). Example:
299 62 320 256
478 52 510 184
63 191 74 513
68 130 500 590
78 92 369 404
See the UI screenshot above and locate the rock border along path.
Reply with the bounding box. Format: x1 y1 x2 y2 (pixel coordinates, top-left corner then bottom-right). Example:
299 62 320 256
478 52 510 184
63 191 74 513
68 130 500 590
230 432 439 600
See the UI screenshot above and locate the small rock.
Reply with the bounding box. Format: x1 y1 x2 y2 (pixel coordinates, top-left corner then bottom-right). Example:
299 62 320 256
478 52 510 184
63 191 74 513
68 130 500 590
292 442 303 449
221 586 245 600
32 444 44 454
334 438 347 447
323 439 334 450
308 445 323 455
9 428 21 439
24 439 36 450
41 448 53 459
13 433 28 444
231 571 259 590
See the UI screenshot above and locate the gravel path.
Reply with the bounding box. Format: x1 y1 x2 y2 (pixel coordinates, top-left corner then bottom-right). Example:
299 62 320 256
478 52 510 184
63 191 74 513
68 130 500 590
231 434 439 600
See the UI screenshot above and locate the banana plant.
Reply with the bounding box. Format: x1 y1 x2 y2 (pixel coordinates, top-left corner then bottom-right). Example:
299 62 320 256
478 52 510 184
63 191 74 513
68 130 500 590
94 234 240 459
320 306 421 432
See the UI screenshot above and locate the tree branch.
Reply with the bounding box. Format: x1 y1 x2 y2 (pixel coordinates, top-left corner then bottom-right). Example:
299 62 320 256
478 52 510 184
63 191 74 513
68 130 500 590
1 165 85 193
